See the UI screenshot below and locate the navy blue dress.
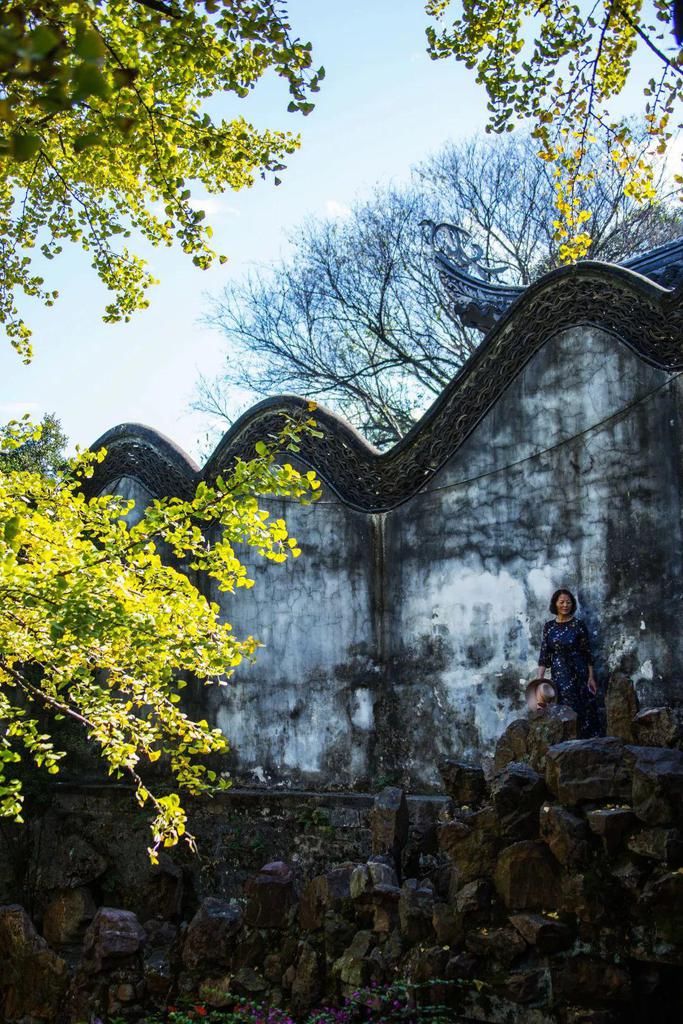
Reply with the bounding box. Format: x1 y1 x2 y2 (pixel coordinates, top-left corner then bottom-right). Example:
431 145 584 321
538 618 601 738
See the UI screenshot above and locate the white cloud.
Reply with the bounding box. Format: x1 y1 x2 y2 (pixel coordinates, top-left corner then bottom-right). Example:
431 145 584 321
324 198 351 219
188 197 240 217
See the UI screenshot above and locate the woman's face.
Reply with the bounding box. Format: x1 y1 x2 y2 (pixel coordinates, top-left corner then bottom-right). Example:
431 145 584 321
556 592 573 617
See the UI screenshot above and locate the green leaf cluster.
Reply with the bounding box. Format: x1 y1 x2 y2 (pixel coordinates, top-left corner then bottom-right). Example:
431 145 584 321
0 1 324 359
426 0 683 261
0 411 321 860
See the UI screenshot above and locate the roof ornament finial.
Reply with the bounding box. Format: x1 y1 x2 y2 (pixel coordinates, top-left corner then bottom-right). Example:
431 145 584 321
421 220 510 284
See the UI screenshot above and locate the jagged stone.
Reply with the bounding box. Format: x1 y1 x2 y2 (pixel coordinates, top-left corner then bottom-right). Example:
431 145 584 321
559 871 611 925
631 746 683 825
142 855 184 921
627 827 683 865
322 911 356 962
605 673 639 742
244 861 295 929
0 905 69 1023
527 705 578 772
198 974 232 1008
438 805 499 884
432 902 463 945
501 968 547 1004
370 787 409 859
233 966 268 995
636 871 683 953
332 929 373 987
438 761 487 806
36 834 107 891
551 956 631 1006
398 879 435 943
586 808 635 855
509 912 573 952
632 707 681 748
491 762 547 841
453 878 494 920
299 863 355 931
182 898 243 970
291 941 322 1011
545 738 633 804
81 907 145 974
539 803 591 866
369 883 400 933
494 842 561 911
494 718 530 773
42 886 96 947
141 919 177 1001
465 925 526 967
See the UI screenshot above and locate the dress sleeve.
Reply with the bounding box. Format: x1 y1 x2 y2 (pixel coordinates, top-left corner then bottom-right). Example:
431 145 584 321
576 619 594 665
538 621 551 668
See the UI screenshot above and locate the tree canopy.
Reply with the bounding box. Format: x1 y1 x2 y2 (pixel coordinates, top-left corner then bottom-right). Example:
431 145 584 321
426 0 683 261
0 1 323 359
0 412 321 859
198 131 682 447
0 411 67 475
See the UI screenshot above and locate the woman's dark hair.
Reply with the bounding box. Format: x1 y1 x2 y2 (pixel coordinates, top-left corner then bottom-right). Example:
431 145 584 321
549 588 577 614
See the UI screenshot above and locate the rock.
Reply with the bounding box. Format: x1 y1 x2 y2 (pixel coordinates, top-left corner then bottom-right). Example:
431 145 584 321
142 855 184 921
634 870 683 958
142 919 178 1002
182 897 243 970
299 863 355 930
198 974 232 1008
627 827 683 865
527 705 578 772
42 886 96 947
438 806 499 884
432 902 463 945
586 808 635 855
631 746 683 825
502 968 547 1004
333 929 373 987
552 954 634 1003
494 718 530 773
323 911 356 962
369 884 400 934
233 967 268 994
244 860 295 929
605 673 639 742
509 912 573 953
551 956 631 1006
465 926 526 967
82 907 145 971
491 762 547 841
350 859 398 900
399 879 435 943
438 761 487 806
291 942 322 1010
0 905 69 1023
494 841 561 911
545 738 633 804
633 707 681 748
36 834 107 891
453 878 494 920
539 803 591 866
559 871 611 925
370 787 409 860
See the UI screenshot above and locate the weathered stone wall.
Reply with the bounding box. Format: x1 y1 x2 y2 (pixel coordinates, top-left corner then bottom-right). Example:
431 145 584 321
183 327 683 788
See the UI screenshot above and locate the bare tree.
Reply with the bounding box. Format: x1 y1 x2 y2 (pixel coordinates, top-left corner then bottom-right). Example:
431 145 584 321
198 133 682 448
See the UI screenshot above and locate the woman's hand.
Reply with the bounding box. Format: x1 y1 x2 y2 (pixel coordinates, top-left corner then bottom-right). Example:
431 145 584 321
537 667 546 680
587 674 597 695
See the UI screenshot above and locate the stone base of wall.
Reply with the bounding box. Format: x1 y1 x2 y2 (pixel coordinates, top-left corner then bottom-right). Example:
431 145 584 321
2 699 683 1022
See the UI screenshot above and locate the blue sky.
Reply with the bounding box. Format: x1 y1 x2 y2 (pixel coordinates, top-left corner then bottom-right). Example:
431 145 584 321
0 1 671 461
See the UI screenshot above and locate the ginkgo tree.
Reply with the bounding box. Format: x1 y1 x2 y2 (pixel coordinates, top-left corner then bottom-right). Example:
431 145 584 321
426 0 683 261
0 1 324 359
0 411 321 860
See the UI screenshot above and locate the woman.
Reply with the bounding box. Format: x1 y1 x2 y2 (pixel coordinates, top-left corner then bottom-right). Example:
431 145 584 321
537 588 601 738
